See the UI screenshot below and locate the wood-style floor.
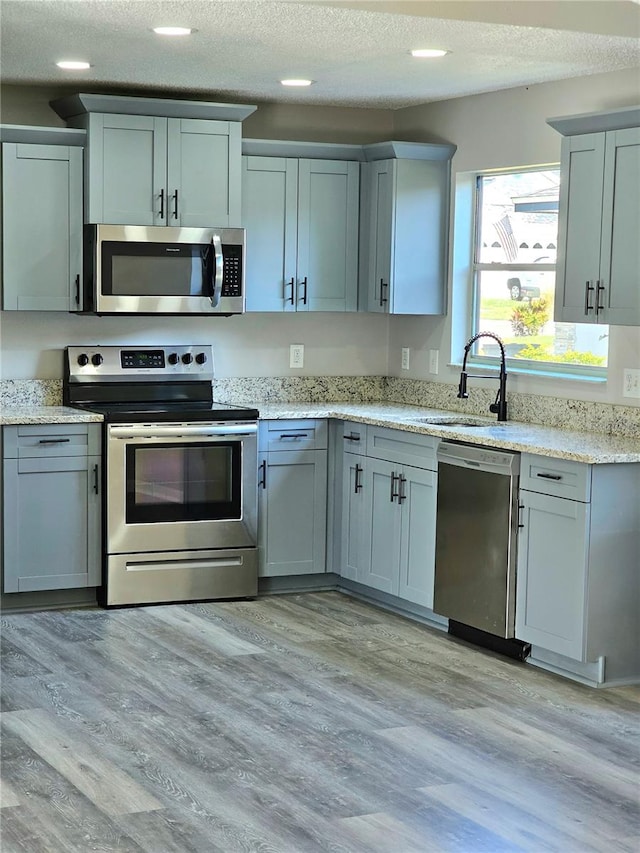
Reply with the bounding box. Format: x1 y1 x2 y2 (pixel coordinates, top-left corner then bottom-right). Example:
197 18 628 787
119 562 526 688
1 591 638 853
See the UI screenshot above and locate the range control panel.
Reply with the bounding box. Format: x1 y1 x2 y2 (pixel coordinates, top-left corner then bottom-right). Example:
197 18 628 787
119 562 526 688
67 345 214 382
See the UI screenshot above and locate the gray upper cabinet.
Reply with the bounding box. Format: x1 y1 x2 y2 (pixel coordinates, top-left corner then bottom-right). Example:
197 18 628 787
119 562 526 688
550 108 640 326
242 141 361 312
360 141 455 315
83 113 242 226
2 138 83 311
3 424 101 593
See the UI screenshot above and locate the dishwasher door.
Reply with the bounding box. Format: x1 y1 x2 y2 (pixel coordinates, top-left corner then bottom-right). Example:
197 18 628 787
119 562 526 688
434 442 520 638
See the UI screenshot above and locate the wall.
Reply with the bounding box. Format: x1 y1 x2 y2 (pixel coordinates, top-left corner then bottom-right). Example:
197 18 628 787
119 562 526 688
0 83 392 380
389 67 640 407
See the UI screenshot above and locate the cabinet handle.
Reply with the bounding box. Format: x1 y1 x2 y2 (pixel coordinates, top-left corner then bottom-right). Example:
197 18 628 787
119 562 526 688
390 472 400 502
354 463 363 494
343 433 360 443
285 277 295 305
536 472 563 481
298 276 308 305
172 189 179 220
398 474 407 503
38 438 71 445
159 188 165 220
93 463 99 495
279 433 308 440
258 459 266 489
517 503 525 529
74 274 81 306
379 279 389 307
595 281 605 315
584 280 594 315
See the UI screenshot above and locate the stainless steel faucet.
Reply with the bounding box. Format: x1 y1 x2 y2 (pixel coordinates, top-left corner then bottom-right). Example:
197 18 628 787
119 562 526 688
457 332 508 421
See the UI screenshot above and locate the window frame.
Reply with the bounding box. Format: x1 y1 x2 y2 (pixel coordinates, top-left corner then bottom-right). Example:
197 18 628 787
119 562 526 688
466 166 608 381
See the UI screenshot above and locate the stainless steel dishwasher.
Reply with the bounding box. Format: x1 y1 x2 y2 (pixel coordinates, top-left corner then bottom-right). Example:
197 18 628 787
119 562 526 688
434 441 521 642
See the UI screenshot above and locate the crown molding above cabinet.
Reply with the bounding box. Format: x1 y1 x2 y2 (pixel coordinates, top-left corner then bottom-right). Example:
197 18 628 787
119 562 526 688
50 92 257 123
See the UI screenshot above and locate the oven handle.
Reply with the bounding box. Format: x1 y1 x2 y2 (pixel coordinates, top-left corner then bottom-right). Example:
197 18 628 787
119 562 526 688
109 423 257 439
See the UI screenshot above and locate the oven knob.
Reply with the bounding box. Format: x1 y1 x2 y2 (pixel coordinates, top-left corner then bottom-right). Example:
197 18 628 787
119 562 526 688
168 352 179 365
77 353 89 366
182 353 193 365
195 352 207 365
91 353 103 366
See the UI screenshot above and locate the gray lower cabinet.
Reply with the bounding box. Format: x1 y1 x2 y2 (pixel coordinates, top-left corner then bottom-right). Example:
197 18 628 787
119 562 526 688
258 420 328 577
339 422 438 608
2 141 83 311
80 113 241 226
553 121 640 325
2 424 101 593
242 152 360 312
515 453 640 684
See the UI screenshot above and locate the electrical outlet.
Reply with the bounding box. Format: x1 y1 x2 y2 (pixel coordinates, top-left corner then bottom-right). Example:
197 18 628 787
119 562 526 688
429 349 439 375
623 368 640 398
401 348 410 370
289 344 304 369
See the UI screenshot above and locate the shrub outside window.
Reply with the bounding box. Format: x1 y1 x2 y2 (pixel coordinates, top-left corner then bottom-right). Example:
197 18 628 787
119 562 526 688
471 169 608 374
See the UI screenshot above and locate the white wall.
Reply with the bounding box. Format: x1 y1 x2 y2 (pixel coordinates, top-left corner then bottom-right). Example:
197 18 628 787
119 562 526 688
389 67 640 406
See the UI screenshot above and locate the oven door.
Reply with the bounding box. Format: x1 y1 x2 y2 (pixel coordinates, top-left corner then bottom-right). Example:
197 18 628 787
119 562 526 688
106 421 257 555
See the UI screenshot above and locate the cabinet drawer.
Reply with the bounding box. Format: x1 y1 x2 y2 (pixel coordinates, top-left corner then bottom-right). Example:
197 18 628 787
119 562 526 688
3 424 101 458
520 453 591 502
260 419 327 452
366 426 438 470
340 421 367 456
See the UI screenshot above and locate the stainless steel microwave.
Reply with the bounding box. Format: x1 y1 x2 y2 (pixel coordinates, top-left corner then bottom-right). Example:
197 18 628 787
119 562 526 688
84 224 245 315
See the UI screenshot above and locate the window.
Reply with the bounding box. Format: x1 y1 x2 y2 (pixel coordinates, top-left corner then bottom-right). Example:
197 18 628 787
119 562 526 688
471 168 608 375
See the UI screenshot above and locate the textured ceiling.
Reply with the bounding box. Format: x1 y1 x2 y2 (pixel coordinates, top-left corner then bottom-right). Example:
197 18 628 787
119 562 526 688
1 0 639 108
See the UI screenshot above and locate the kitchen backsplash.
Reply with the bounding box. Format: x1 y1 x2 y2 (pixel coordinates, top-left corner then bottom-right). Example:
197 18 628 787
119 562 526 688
2 376 639 438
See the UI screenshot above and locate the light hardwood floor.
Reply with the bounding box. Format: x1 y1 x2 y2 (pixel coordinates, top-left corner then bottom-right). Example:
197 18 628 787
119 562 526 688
1 591 638 852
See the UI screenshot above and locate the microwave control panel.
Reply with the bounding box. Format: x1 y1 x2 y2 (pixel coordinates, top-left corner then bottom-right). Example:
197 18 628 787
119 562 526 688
221 244 243 297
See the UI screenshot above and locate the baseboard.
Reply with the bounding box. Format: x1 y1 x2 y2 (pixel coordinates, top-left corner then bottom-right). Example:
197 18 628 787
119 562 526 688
1 587 98 613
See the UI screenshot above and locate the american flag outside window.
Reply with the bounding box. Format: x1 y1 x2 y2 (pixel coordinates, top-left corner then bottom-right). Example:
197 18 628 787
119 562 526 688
493 214 518 262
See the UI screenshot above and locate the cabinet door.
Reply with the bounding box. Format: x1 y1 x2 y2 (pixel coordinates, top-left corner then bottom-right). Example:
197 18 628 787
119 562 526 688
258 449 327 577
2 143 82 311
366 159 394 313
297 159 360 312
87 113 167 225
242 156 298 312
398 464 437 608
515 490 589 660
361 458 401 594
340 453 367 581
555 133 606 323
3 455 101 593
167 119 241 227
600 127 640 325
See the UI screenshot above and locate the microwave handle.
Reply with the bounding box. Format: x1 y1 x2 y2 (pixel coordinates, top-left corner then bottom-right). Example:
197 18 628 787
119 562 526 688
208 233 223 308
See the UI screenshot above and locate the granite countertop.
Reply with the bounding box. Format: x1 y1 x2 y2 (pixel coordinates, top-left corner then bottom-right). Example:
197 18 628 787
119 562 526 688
2 401 639 464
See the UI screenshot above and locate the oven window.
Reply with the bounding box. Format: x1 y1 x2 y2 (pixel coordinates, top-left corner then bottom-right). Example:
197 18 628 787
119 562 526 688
103 241 210 297
125 442 241 523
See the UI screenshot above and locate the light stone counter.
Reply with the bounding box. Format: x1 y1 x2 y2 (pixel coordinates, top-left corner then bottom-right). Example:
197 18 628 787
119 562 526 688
255 402 640 464
0 406 103 425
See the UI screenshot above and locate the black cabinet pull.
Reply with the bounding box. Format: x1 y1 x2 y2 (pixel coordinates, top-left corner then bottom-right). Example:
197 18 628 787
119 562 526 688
584 280 594 315
258 459 266 489
93 463 99 494
74 274 80 306
279 433 308 440
379 279 389 307
343 433 360 442
298 276 308 306
517 503 525 529
398 474 407 503
173 189 179 220
38 438 71 445
159 188 165 220
285 277 295 305
536 472 562 481
595 281 606 314
354 463 363 494
390 472 400 502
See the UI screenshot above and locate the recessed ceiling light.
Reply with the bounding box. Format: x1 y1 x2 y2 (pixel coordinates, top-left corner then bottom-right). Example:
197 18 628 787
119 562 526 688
280 79 313 87
153 26 193 36
56 60 91 70
411 48 449 58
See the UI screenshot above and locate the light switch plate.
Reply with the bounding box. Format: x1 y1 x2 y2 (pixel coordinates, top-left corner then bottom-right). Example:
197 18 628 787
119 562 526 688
429 349 439 375
401 348 410 370
290 344 304 369
623 368 640 398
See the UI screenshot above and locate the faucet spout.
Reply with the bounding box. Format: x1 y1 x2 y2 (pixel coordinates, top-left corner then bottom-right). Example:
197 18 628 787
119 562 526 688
457 332 508 421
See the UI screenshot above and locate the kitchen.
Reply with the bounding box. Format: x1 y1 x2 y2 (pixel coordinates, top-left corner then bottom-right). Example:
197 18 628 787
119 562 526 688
1 1 640 851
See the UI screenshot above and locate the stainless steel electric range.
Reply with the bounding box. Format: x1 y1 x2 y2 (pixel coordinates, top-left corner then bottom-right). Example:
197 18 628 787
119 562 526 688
64 345 259 607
